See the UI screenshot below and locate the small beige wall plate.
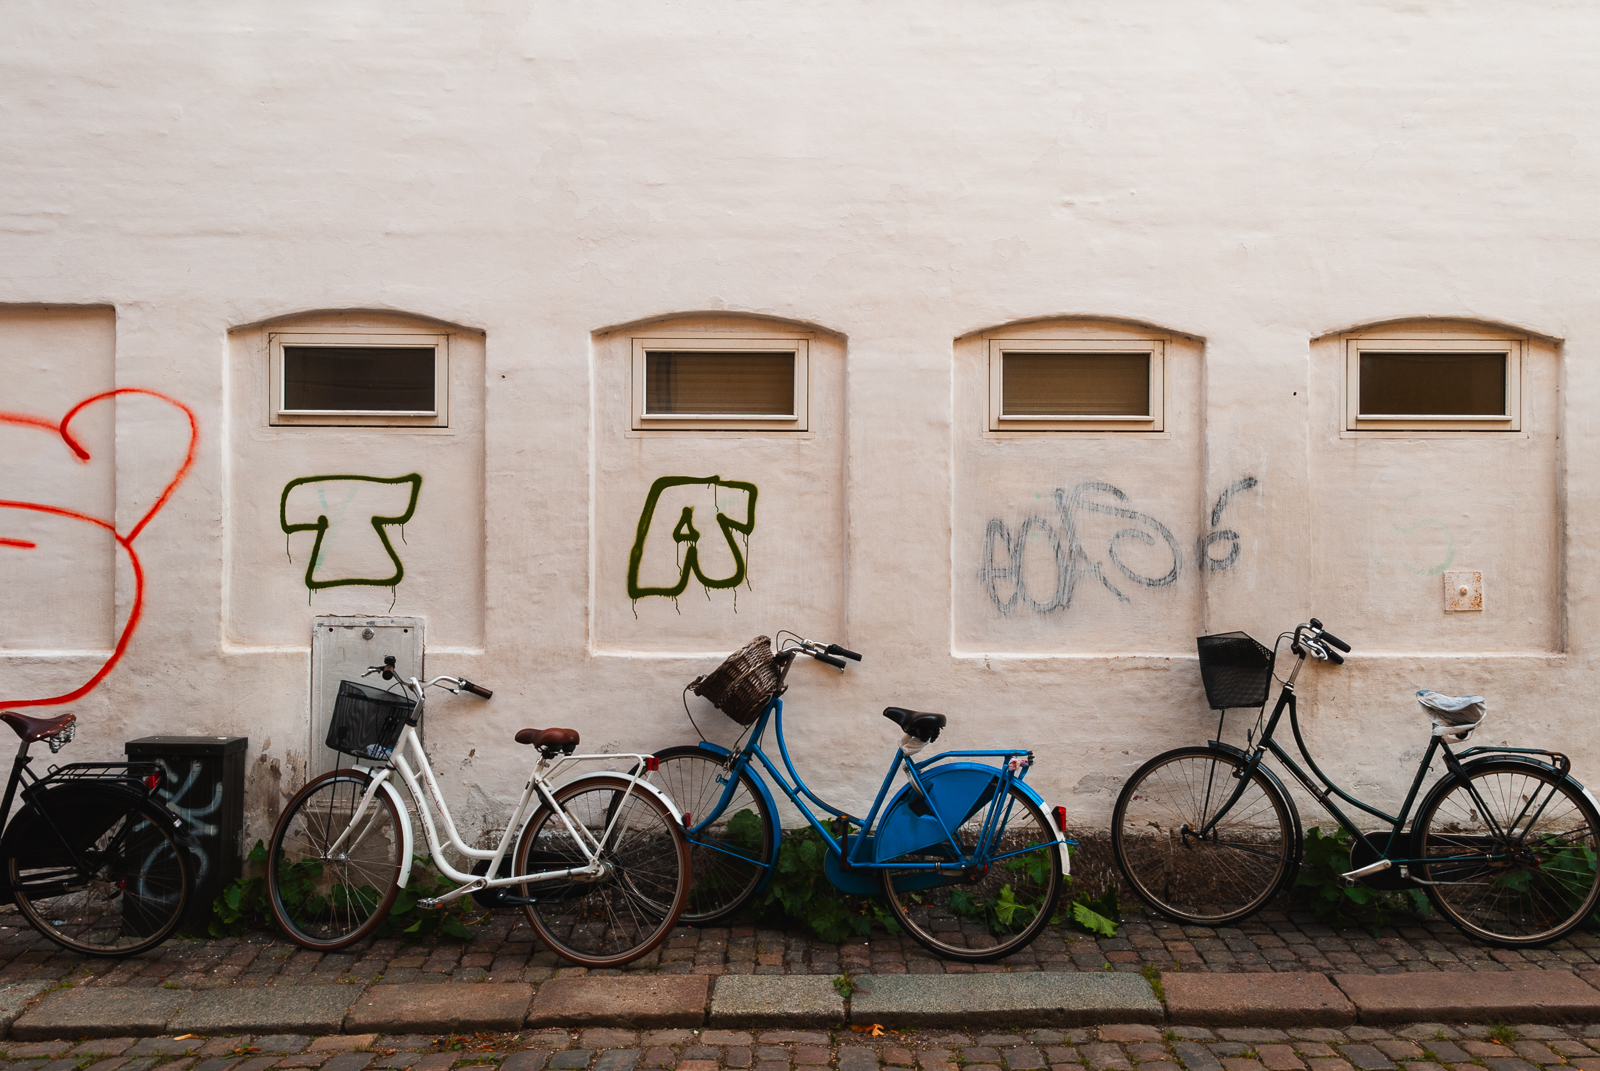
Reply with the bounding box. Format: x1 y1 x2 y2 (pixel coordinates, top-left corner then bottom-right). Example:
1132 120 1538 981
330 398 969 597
1444 570 1484 612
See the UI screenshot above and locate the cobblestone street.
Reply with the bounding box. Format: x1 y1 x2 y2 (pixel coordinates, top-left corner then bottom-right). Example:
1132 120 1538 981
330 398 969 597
0 900 1591 993
6 1021 1600 1071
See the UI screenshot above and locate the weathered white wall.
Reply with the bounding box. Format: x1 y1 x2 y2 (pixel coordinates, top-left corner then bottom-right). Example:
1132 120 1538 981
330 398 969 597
2 0 1598 845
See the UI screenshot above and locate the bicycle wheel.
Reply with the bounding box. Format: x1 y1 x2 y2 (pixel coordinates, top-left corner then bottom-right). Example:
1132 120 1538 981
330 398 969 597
649 745 774 924
7 788 189 956
1415 759 1600 946
1113 746 1298 925
515 774 690 967
879 782 1062 963
268 768 404 951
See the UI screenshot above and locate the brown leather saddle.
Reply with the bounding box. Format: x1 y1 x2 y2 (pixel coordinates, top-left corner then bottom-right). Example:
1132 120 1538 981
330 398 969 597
0 711 75 743
515 726 579 756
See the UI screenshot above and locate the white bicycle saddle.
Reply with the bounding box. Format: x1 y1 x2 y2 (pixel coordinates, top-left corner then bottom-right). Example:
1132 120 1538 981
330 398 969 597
1417 689 1487 742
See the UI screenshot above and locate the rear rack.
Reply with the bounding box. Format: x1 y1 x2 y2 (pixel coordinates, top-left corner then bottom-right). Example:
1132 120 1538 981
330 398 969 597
36 761 163 791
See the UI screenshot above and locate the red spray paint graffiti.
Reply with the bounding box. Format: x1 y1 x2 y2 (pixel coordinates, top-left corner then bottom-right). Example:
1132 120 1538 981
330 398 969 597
0 389 198 708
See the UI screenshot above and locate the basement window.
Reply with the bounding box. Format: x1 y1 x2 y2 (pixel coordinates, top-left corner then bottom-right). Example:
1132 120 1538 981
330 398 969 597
270 333 449 427
632 337 808 431
989 338 1164 432
1345 338 1520 432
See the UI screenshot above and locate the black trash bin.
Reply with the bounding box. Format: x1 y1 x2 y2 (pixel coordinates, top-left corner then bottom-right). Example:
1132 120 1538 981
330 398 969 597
124 736 247 930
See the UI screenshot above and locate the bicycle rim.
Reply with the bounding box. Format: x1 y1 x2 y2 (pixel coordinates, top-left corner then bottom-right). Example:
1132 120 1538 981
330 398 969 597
517 774 689 967
268 769 404 951
1418 761 1600 946
9 795 189 957
1113 746 1296 925
650 745 773 924
879 782 1062 963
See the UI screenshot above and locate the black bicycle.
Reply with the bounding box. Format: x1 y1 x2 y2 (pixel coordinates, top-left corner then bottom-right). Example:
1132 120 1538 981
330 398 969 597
1113 618 1600 947
0 709 192 955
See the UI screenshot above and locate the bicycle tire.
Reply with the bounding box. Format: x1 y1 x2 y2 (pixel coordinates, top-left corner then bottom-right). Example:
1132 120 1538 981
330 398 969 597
6 786 190 956
879 781 1062 963
1113 746 1299 925
649 744 775 924
268 768 405 951
515 773 690 967
1415 759 1600 946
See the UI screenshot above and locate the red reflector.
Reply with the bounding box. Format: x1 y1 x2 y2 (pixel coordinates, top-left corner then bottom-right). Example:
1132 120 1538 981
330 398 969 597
144 773 162 791
683 812 692 828
1053 806 1068 833
644 756 660 772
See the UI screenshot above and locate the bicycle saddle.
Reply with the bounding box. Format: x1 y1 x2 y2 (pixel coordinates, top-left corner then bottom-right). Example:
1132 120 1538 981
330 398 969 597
883 707 945 743
515 726 579 756
0 711 75 743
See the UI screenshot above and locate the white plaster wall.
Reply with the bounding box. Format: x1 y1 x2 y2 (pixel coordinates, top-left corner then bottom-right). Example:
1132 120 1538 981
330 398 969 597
2 0 1599 844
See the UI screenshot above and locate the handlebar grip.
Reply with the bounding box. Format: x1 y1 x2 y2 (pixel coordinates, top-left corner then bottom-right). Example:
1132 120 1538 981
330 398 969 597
826 644 863 662
1320 630 1351 653
813 652 848 669
1324 648 1345 665
460 679 493 699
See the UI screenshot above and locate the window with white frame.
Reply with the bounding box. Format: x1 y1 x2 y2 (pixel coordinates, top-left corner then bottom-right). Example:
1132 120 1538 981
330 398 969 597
1345 337 1521 432
988 338 1164 432
631 337 808 431
269 332 449 426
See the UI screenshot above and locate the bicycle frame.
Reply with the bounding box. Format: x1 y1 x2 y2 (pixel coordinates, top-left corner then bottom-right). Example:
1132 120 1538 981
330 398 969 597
1198 647 1576 882
692 694 1064 876
326 676 672 904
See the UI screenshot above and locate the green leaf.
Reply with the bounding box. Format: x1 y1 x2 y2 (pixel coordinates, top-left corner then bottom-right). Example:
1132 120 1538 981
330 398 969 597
1071 901 1118 937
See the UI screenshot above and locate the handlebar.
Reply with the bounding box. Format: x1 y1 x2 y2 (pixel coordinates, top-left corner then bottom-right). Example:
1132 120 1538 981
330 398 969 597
776 634 865 672
362 661 494 701
1295 619 1353 665
459 679 494 699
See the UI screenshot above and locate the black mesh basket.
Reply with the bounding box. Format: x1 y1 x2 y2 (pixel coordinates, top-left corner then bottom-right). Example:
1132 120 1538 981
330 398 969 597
1196 632 1276 710
326 681 415 762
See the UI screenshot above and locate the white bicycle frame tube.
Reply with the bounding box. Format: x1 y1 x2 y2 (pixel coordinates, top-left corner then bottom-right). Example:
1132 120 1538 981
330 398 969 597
335 675 680 891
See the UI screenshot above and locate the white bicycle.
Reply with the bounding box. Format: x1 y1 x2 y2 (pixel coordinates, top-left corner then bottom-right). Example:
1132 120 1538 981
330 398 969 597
265 656 690 967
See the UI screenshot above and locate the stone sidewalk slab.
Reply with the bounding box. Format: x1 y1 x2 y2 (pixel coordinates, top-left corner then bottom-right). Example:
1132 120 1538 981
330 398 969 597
170 985 358 1035
527 975 709 1028
344 983 533 1033
708 976 845 1027
850 972 1162 1028
1162 971 1356 1027
1335 971 1600 1024
0 981 57 1038
11 986 191 1039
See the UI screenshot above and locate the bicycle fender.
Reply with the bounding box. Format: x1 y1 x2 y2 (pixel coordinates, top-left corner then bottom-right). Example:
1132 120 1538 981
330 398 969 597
372 778 415 889
1422 755 1600 836
689 740 783 897
562 770 686 825
1006 781 1077 877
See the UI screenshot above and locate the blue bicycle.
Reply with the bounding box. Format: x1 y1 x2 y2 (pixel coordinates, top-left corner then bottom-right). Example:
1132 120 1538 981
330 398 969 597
649 632 1075 961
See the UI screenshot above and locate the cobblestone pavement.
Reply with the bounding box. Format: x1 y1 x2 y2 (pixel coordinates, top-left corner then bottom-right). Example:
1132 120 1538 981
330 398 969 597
0 899 1596 990
6 1021 1600 1071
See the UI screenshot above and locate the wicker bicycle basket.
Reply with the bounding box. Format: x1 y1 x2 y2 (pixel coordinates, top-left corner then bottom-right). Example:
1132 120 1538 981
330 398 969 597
326 680 416 762
1196 631 1276 710
691 635 781 726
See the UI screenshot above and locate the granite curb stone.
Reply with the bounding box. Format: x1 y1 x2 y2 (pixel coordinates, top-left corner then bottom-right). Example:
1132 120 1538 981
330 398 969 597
1163 972 1357 1027
344 984 534 1034
1334 972 1600 1025
708 978 844 1028
850 973 1163 1028
11 988 192 1040
170 988 359 1036
0 982 59 1039
526 976 710 1029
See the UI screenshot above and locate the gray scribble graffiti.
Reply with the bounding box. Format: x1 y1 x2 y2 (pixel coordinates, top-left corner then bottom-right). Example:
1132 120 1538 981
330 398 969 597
151 757 223 887
980 478 1260 615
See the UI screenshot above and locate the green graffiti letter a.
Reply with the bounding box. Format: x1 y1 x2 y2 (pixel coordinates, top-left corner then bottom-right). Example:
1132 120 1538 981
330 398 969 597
627 476 758 600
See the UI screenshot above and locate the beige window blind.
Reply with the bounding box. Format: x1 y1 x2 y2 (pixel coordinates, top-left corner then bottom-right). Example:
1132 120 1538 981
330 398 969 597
1002 352 1150 416
1359 352 1506 416
645 351 796 415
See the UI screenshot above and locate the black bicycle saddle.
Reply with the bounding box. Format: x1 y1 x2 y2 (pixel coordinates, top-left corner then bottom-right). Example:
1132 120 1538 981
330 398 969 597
882 706 946 743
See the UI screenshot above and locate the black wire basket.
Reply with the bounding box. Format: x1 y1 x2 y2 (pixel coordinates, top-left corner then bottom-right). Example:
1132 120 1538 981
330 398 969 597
326 680 415 762
1196 631 1276 710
